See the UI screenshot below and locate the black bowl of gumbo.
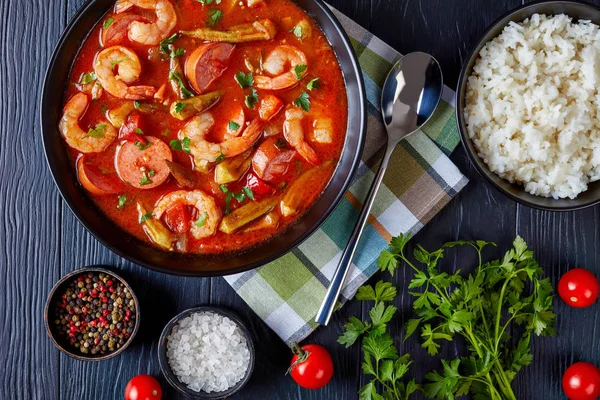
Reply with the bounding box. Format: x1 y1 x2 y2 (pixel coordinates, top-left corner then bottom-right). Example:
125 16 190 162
44 267 140 361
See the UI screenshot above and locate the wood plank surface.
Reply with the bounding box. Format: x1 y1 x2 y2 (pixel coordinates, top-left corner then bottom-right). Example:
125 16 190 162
1 0 600 399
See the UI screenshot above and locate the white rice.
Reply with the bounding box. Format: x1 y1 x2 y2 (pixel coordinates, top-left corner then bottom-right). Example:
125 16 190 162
166 311 251 393
465 14 600 199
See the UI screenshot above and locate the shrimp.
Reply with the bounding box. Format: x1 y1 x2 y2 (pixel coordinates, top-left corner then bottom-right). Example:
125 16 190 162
283 107 319 165
59 93 117 153
127 0 177 45
94 46 156 100
179 113 264 166
114 0 134 13
254 45 307 90
153 190 222 239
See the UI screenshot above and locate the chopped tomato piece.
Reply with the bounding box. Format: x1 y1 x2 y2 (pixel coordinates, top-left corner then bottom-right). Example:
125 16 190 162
163 202 191 233
119 112 147 143
246 173 274 197
259 95 284 121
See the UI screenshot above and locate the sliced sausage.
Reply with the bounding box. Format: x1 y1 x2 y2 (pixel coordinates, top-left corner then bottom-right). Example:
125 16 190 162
115 136 173 189
101 14 147 47
77 156 120 196
252 136 296 182
185 43 235 93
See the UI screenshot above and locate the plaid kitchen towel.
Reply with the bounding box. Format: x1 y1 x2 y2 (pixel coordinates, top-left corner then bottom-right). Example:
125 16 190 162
224 7 468 344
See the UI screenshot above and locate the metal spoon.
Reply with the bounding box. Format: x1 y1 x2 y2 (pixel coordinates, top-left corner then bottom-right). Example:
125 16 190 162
315 52 443 326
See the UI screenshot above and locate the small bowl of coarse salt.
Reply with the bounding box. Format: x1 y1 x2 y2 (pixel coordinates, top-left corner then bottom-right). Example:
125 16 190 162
158 306 255 399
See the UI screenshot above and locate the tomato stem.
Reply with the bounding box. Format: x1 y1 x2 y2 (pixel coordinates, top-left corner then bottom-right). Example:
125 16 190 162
286 341 310 376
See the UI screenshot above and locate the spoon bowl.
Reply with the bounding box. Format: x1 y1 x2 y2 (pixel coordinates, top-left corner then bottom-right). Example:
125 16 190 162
315 52 443 326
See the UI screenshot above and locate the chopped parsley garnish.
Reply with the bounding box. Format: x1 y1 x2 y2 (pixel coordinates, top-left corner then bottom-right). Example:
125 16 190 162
139 212 153 223
290 25 304 39
159 33 180 56
235 71 254 88
133 100 141 109
228 121 240 131
169 71 194 99
148 170 155 177
86 124 107 139
103 17 114 30
294 64 307 80
274 138 288 150
135 128 144 135
293 91 310 112
243 186 255 201
174 102 187 113
215 151 226 163
219 184 253 214
110 58 129 71
207 9 223 27
134 141 152 151
80 72 97 85
245 88 259 109
139 172 152 186
171 48 185 58
195 211 209 227
117 195 127 209
307 77 320 90
170 137 191 154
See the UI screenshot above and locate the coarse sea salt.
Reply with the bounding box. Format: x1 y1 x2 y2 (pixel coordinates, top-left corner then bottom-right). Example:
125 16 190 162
166 311 251 393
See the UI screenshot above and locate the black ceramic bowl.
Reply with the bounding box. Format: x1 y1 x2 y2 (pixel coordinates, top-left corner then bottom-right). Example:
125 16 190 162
158 306 255 399
41 0 366 276
44 266 141 361
457 0 600 211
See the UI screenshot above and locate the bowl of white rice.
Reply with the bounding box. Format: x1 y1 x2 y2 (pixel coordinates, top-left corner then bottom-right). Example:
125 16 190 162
457 0 600 210
158 306 255 399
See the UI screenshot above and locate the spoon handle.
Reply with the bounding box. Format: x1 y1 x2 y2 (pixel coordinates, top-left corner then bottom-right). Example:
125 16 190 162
315 142 396 325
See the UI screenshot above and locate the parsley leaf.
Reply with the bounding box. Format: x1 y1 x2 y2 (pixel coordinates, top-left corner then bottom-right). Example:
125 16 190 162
195 211 208 227
196 0 221 7
169 71 194 99
139 212 153 223
242 186 254 201
235 71 254 88
228 121 240 131
293 91 310 112
174 102 187 113
215 151 226 163
245 88 259 109
86 124 106 139
80 72 97 85
207 9 223 27
134 141 151 151
307 77 320 90
139 172 152 186
135 128 144 135
117 195 127 209
170 47 185 58
103 17 114 29
110 58 129 71
170 137 191 154
159 33 179 56
293 64 307 80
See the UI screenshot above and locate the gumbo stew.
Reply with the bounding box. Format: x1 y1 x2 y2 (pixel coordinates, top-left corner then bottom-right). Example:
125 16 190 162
59 0 348 254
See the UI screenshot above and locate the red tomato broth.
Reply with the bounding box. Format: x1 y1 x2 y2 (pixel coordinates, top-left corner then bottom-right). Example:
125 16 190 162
62 0 348 255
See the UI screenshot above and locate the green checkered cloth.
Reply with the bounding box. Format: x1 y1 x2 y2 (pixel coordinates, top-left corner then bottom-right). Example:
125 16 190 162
224 6 468 344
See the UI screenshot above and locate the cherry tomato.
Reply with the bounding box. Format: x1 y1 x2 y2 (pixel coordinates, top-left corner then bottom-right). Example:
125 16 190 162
558 268 599 308
288 343 334 390
163 202 191 233
124 374 162 400
563 362 600 400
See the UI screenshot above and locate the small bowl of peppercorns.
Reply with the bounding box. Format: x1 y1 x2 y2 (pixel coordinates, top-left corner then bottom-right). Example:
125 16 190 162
44 266 140 361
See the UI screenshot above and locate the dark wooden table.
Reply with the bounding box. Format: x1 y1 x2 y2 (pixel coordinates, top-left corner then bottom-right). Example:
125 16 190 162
2 0 599 398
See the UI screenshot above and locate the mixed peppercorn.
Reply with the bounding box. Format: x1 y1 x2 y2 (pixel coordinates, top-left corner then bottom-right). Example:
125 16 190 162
52 272 137 356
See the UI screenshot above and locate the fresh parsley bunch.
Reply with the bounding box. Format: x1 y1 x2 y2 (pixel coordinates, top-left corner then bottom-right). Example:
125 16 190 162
338 280 419 400
340 235 555 400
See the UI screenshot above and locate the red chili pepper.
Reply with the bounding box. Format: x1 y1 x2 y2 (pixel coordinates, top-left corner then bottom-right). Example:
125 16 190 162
246 173 274 197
